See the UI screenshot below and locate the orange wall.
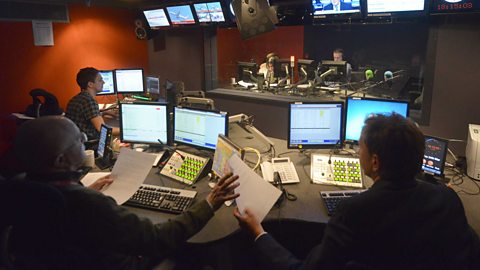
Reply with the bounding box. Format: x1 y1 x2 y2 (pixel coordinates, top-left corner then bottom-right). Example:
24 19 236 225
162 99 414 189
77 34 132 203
0 4 148 114
217 26 305 85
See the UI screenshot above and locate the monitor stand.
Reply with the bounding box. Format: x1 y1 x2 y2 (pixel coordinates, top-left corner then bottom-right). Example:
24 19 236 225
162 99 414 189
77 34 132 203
416 173 449 185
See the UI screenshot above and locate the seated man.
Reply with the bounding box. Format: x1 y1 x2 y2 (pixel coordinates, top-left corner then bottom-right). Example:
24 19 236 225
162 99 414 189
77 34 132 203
12 116 240 269
66 67 120 141
259 52 278 84
235 113 480 270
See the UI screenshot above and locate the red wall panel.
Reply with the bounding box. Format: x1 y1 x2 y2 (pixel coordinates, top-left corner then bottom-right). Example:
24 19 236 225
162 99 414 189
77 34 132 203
0 4 148 114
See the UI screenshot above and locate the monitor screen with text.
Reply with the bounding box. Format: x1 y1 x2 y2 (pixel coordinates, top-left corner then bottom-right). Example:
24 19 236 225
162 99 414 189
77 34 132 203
120 102 168 145
174 107 228 150
288 102 344 149
115 68 144 94
97 70 115 95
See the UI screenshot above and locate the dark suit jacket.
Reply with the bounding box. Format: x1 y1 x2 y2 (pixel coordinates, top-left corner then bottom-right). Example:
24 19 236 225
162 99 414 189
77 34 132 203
255 179 480 270
323 2 353 11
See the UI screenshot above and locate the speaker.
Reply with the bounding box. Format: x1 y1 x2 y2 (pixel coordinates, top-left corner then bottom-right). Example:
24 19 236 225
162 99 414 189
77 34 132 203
231 0 278 40
134 19 147 40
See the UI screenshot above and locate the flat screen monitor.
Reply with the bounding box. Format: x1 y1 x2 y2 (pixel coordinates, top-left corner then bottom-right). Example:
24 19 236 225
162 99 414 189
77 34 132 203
166 5 196 25
422 135 448 177
273 59 292 78
321 60 347 82
345 97 409 143
367 0 425 14
97 70 115 95
288 102 344 149
174 106 228 150
313 0 362 17
194 2 226 22
119 102 169 145
146 76 160 95
143 8 170 28
115 68 144 94
212 134 244 177
297 59 317 81
431 0 480 14
237 61 259 83
97 124 112 158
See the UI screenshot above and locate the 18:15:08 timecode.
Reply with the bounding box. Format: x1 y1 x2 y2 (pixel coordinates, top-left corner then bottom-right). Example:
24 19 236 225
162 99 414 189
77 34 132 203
436 3 473 10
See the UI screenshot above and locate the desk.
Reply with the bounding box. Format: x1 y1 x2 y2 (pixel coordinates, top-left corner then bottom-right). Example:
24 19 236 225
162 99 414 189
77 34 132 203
124 123 375 244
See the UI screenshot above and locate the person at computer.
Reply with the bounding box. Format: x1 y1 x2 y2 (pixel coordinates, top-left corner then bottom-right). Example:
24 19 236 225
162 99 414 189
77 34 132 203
12 116 240 269
332 48 352 82
259 52 278 84
234 113 480 270
66 67 120 141
323 0 353 11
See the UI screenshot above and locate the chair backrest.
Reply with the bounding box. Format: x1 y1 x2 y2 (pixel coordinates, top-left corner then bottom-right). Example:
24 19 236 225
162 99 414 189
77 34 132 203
0 179 67 269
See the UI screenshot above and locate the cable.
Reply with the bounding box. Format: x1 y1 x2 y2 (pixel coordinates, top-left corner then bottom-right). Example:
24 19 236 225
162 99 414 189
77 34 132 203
242 147 261 171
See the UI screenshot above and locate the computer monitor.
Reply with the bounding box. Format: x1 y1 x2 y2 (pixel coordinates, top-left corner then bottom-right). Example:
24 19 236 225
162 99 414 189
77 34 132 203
212 134 244 177
143 8 170 28
97 70 115 96
166 5 196 25
119 102 169 145
320 60 347 82
193 2 226 22
237 61 259 83
97 124 112 158
173 106 228 150
115 68 145 94
312 0 362 17
273 59 292 78
345 97 410 143
422 135 448 177
288 102 344 149
367 0 425 14
146 76 160 95
297 59 317 81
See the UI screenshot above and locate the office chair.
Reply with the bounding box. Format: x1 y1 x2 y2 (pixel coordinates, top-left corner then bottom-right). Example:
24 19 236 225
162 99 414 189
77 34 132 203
0 179 77 270
178 97 215 110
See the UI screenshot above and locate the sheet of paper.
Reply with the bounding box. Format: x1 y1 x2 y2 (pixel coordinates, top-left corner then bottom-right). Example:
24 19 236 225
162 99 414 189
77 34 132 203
104 148 156 204
32 20 54 46
80 172 111 187
228 155 281 222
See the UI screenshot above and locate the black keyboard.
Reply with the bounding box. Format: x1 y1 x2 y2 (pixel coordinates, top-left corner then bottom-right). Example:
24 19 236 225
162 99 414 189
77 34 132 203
320 189 366 216
125 184 197 214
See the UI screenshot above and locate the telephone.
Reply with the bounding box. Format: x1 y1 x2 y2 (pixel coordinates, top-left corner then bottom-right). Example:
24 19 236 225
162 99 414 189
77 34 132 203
261 157 300 184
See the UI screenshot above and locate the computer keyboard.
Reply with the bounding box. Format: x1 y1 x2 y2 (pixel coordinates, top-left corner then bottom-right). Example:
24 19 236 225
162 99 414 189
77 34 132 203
320 189 366 216
124 184 197 214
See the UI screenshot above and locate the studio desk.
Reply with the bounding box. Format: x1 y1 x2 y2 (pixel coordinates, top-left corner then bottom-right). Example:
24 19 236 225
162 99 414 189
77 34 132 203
124 122 375 244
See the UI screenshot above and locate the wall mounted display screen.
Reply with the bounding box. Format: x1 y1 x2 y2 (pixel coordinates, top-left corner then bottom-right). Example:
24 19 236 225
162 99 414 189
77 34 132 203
367 0 425 13
431 0 480 14
143 8 170 27
313 0 362 16
194 2 226 22
166 5 196 25
115 68 144 94
97 70 115 95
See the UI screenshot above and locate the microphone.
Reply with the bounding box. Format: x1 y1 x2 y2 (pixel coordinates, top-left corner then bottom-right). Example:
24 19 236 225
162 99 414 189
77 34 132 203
157 139 185 160
384 71 394 87
365 69 374 81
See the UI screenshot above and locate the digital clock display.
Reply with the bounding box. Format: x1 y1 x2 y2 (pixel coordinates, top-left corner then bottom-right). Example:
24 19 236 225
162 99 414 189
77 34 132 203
431 0 480 13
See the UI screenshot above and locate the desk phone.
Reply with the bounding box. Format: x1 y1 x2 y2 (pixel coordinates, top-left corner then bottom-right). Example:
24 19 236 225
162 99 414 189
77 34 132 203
261 157 300 184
